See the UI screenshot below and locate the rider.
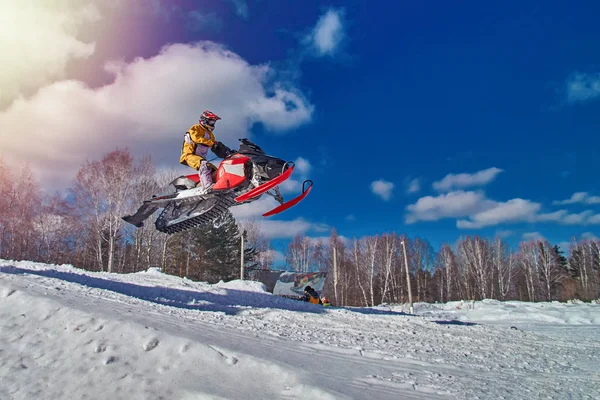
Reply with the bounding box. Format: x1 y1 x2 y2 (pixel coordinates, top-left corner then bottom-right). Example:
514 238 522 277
180 110 221 190
303 286 322 305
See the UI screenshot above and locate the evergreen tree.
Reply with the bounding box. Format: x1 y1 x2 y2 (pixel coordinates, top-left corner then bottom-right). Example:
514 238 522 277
192 211 258 283
553 244 568 271
568 246 582 278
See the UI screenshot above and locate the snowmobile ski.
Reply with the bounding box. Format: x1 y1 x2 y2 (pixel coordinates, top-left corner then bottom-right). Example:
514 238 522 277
234 163 295 203
262 180 313 217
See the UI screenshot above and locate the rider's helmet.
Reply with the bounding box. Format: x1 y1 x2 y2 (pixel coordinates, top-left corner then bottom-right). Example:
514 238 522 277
200 110 221 131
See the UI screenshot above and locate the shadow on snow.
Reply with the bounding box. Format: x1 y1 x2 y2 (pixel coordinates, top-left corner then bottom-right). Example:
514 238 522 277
0 265 327 316
433 319 478 326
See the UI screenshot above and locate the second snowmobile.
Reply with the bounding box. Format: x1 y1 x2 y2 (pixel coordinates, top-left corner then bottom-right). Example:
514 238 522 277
122 139 313 234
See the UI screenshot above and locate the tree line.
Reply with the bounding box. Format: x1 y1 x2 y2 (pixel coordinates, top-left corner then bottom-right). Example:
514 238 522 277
1 150 598 306
289 230 599 306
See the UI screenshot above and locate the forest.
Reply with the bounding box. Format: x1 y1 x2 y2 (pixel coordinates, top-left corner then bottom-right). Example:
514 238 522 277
1 149 599 307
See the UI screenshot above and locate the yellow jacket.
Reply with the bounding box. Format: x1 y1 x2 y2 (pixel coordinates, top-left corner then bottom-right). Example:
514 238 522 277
179 124 216 170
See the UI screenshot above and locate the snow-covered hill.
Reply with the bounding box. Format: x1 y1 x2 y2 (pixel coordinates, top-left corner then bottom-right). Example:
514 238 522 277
1 260 599 399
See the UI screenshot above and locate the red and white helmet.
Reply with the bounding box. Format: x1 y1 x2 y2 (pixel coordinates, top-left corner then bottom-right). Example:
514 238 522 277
200 110 221 131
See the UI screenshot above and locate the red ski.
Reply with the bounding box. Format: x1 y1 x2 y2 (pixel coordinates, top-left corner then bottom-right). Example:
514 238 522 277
262 180 313 217
234 164 295 203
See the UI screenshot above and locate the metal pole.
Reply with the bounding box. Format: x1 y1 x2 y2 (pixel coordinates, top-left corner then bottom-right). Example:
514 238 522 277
240 231 245 280
401 239 414 314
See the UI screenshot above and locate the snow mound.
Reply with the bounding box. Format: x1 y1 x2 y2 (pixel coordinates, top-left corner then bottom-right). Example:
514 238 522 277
215 279 269 293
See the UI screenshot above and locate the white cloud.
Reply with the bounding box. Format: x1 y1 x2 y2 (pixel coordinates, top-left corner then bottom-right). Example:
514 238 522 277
582 232 599 241
406 190 600 228
522 232 545 242
345 214 356 222
311 223 330 233
306 8 345 56
432 167 503 192
231 196 281 220
278 178 301 195
294 157 312 175
553 192 600 205
271 250 286 265
230 197 322 239
306 235 351 248
405 190 494 224
496 230 514 238
560 210 595 225
558 241 572 253
0 41 314 191
371 179 394 201
457 199 542 229
566 72 600 103
407 178 420 194
536 210 600 226
0 1 101 107
258 219 314 239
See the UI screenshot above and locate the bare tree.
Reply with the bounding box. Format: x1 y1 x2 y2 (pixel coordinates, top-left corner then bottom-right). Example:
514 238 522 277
491 236 514 300
352 237 370 306
0 158 15 258
537 240 567 301
33 194 71 263
324 228 345 305
286 233 314 272
6 165 41 260
517 240 541 301
365 235 379 306
73 149 140 272
378 233 398 304
568 239 600 300
411 238 435 302
436 243 458 302
311 239 327 272
124 154 161 271
458 236 491 299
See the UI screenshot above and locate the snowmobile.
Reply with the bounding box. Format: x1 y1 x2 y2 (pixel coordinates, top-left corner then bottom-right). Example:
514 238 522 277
122 139 313 235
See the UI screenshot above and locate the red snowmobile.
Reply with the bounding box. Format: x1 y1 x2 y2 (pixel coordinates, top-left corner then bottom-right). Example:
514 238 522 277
122 139 313 234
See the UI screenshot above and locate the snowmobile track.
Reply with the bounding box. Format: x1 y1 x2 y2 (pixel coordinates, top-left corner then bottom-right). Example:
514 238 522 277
156 192 237 235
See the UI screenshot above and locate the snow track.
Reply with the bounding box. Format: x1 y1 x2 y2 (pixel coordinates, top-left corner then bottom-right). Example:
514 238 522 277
1 260 599 399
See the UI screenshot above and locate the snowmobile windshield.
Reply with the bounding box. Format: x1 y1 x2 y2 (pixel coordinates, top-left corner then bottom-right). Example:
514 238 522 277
237 139 266 155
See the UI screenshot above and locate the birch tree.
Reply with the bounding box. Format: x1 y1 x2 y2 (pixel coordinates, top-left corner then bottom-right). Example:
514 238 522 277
73 149 139 272
435 243 458 302
491 236 514 300
458 236 491 299
286 233 314 272
517 240 540 301
411 238 435 302
352 237 370 306
378 233 398 304
537 240 567 301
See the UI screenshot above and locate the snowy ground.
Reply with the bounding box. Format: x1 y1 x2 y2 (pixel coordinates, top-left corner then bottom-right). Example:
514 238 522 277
1 260 599 399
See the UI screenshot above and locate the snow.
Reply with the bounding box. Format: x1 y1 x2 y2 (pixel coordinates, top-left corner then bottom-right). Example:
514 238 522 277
2 260 600 399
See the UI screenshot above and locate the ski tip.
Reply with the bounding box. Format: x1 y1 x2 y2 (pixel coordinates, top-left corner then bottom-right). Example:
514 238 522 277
262 180 313 217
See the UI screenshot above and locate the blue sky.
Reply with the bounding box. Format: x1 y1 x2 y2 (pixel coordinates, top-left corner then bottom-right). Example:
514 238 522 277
1 0 599 258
